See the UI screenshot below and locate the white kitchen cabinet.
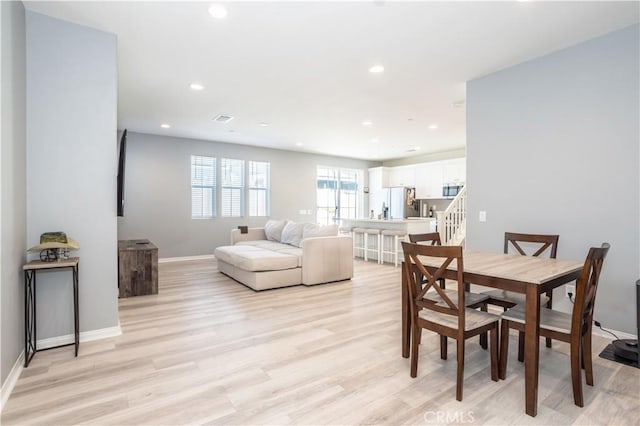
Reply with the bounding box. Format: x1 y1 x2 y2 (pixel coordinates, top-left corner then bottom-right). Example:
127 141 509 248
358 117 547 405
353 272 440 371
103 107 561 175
368 167 390 217
368 166 390 190
415 162 444 199
388 165 415 187
442 158 466 185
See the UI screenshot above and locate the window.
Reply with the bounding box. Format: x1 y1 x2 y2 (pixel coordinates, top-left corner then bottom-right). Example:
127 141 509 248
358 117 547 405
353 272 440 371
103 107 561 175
191 155 216 218
316 166 362 225
221 158 244 217
248 161 270 216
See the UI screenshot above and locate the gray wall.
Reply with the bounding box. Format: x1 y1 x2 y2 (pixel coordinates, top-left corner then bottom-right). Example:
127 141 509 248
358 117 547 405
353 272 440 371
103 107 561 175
26 12 119 339
118 131 378 258
1 0 27 386
467 24 639 334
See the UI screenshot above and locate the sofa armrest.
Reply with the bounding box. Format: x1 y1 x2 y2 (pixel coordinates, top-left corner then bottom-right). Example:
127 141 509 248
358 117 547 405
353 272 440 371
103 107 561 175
301 235 353 285
230 228 267 245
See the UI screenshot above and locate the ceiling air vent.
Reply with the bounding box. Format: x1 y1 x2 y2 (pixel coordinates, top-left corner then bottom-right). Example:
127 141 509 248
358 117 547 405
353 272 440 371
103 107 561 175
212 114 234 123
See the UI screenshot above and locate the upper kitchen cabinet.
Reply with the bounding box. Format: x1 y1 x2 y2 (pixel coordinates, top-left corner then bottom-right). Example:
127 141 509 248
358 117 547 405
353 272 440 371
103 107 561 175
368 166 390 190
388 165 416 187
415 162 443 199
415 158 466 199
442 158 466 185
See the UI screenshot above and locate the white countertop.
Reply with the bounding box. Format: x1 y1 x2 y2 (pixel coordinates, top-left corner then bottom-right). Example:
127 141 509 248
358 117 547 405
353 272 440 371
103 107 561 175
343 218 436 224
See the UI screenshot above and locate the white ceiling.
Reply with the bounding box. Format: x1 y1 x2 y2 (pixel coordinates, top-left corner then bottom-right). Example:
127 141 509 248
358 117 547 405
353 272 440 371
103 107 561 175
24 1 639 161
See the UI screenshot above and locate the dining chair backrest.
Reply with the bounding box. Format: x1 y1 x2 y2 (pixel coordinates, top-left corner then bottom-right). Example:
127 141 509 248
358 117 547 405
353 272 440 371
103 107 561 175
572 243 610 337
408 232 442 245
504 232 559 258
402 242 465 331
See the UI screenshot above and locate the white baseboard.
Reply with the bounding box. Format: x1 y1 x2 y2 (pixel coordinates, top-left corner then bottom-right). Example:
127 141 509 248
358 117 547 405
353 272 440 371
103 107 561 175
1 324 121 412
1 351 24 412
159 254 215 264
37 324 122 350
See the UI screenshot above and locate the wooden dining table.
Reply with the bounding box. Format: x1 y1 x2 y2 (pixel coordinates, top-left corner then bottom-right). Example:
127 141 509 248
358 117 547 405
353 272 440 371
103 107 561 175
401 250 584 417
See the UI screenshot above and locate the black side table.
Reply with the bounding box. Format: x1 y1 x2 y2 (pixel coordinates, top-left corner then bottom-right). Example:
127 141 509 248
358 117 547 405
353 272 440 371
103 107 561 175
22 257 79 367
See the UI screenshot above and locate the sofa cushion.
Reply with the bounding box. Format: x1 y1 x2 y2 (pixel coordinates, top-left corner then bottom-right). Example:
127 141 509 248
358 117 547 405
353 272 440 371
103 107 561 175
302 223 339 239
281 221 306 247
264 219 288 242
214 245 298 272
234 240 303 266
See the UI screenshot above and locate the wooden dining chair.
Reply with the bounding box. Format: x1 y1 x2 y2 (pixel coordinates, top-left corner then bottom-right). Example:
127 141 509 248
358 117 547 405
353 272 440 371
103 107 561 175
498 243 610 407
408 232 491 349
483 232 559 352
407 232 489 305
402 242 500 401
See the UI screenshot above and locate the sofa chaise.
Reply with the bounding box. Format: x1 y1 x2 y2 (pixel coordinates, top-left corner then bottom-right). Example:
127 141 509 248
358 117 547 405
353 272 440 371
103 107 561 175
214 220 353 290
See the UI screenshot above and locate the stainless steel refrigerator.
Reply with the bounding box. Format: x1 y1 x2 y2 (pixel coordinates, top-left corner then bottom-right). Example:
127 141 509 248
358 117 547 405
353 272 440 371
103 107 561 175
387 187 419 219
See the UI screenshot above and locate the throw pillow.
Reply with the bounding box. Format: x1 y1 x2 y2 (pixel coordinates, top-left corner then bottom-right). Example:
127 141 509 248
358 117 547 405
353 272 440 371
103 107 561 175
281 221 306 247
302 223 339 239
264 219 288 242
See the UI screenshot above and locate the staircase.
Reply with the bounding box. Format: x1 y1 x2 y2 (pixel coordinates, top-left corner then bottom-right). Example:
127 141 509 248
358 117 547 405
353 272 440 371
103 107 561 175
438 186 467 246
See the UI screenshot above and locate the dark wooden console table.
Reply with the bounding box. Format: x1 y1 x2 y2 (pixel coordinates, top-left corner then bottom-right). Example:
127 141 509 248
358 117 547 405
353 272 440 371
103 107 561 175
118 239 158 298
23 257 79 367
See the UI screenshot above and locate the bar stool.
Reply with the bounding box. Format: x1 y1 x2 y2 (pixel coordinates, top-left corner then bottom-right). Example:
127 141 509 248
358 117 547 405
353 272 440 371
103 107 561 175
352 227 366 259
364 228 381 264
381 229 407 267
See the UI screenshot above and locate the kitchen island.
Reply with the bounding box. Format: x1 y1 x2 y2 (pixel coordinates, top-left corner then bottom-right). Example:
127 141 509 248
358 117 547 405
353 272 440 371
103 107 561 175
341 218 437 264
341 217 436 234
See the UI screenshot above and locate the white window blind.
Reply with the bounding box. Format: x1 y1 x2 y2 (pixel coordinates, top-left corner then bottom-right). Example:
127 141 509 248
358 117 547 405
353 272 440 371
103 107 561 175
248 161 270 217
221 158 244 217
191 155 216 218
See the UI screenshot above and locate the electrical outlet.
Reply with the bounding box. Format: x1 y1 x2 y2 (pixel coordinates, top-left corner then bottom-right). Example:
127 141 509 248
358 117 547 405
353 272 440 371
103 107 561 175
565 284 575 297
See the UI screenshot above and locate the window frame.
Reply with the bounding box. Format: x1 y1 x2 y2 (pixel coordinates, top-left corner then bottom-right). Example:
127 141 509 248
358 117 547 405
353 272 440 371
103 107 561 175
220 157 245 218
248 160 270 217
190 155 217 219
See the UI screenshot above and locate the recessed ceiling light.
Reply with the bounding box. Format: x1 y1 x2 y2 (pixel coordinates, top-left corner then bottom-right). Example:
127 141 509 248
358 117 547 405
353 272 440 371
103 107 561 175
296 142 303 147
259 122 269 127
452 101 465 109
160 123 170 129
362 121 373 126
369 65 384 73
208 4 228 19
428 124 438 130
189 83 205 91
371 138 379 143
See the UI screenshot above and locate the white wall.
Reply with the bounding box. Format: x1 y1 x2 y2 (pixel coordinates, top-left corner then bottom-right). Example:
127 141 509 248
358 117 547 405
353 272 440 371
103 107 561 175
117 131 378 258
26 12 119 338
1 0 27 386
467 24 639 334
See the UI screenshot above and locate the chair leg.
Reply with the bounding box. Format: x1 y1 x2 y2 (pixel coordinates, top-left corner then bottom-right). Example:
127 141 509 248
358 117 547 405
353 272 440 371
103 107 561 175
583 329 594 386
363 233 368 262
440 335 447 360
393 235 398 267
410 323 420 378
456 338 465 401
545 291 553 348
479 304 488 350
570 338 584 407
517 331 525 362
490 326 498 381
499 320 509 380
417 328 422 345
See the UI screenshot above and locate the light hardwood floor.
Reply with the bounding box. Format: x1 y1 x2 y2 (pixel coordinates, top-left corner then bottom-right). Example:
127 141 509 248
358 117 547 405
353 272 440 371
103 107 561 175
2 259 638 425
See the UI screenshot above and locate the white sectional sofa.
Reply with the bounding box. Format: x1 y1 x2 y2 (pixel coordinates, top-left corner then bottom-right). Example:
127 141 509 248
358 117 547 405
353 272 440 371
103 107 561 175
214 220 354 291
